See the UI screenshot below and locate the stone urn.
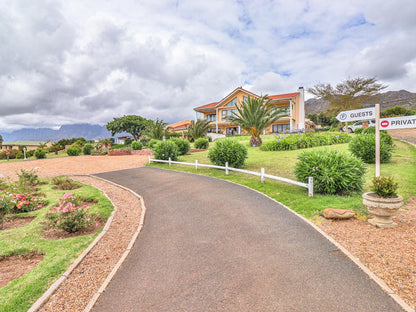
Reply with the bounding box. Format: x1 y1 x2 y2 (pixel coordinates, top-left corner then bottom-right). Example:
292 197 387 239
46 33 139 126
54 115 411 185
362 192 403 228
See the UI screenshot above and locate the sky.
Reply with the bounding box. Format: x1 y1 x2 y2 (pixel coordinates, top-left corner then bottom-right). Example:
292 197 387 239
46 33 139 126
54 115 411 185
1 0 416 132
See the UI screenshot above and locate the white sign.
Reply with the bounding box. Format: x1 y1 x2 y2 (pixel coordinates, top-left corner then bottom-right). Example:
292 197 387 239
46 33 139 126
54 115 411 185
379 115 416 130
336 107 375 122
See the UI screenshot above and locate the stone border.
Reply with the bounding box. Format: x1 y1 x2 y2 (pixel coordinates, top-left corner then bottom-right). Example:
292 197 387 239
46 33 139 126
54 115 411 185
155 167 414 312
27 174 147 312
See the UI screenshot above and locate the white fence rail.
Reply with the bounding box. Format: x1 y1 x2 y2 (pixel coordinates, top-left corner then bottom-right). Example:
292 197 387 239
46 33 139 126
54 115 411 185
148 157 313 197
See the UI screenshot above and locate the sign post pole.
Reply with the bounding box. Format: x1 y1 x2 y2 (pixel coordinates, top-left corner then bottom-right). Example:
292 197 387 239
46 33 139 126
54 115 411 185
375 104 380 178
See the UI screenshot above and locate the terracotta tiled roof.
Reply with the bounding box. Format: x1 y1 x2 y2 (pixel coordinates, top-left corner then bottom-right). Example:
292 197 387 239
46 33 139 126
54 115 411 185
167 120 191 129
194 102 218 110
268 92 299 100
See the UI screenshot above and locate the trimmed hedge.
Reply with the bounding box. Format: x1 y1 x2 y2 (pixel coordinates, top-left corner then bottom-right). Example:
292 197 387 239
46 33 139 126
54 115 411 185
295 149 366 195
208 139 248 168
260 132 350 151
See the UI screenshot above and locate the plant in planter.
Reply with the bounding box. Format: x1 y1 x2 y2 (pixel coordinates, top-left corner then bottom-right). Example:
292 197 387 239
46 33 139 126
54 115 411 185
362 176 402 228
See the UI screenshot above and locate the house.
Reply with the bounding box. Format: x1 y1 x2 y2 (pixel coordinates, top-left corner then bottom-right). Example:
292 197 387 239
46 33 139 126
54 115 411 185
193 87 306 135
166 120 191 134
0 141 49 151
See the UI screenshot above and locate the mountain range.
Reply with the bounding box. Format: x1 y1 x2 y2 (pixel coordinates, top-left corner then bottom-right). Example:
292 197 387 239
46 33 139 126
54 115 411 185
1 124 113 142
305 89 416 115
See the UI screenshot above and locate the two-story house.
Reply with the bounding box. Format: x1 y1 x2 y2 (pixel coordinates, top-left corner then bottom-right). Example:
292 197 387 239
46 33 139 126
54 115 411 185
194 87 306 135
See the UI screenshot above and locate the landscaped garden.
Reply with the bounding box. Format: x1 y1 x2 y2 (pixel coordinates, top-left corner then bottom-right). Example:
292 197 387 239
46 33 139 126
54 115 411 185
0 171 113 312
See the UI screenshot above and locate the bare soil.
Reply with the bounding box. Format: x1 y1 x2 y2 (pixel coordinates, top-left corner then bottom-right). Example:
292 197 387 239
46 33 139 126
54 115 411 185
42 216 105 240
0 252 44 288
1 216 35 231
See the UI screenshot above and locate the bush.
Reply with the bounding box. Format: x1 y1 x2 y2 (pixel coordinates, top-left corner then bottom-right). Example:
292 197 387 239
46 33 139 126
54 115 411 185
0 194 13 229
208 140 248 168
194 138 209 149
354 128 363 134
148 139 161 149
16 152 24 159
45 192 93 233
362 126 394 146
153 141 179 161
371 176 399 198
294 149 366 195
10 192 48 213
131 141 143 150
170 138 191 155
35 149 47 159
66 146 81 156
349 133 393 163
124 138 133 146
83 144 94 155
26 150 35 158
51 176 81 190
17 169 39 186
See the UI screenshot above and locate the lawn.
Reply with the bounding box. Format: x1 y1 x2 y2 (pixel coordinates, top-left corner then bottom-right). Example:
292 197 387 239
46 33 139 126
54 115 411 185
0 176 113 312
149 136 416 219
0 149 69 163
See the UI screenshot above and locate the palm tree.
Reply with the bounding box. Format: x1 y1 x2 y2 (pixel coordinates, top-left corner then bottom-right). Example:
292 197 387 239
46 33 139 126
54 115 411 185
186 119 211 141
147 119 170 140
226 96 287 147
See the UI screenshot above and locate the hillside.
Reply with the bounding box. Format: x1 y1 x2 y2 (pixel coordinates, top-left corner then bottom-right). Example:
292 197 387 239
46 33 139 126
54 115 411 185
305 89 416 115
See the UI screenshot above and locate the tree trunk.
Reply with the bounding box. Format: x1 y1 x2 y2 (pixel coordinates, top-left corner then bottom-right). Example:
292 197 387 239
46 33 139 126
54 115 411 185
250 136 262 147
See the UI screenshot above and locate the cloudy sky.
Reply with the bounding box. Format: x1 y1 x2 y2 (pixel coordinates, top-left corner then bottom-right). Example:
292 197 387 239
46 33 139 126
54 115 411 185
1 0 416 132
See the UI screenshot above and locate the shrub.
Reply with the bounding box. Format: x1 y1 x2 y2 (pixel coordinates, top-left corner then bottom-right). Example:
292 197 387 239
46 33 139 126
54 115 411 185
148 139 161 149
362 127 394 146
17 169 39 186
170 138 191 155
371 176 399 198
131 141 143 150
16 152 24 159
10 192 48 213
349 133 393 163
153 141 179 161
194 138 209 149
34 149 47 159
83 144 94 155
294 149 366 195
354 128 364 134
0 194 13 229
109 144 125 150
124 138 133 146
51 176 81 190
45 192 93 233
66 146 81 156
26 150 35 158
208 139 248 168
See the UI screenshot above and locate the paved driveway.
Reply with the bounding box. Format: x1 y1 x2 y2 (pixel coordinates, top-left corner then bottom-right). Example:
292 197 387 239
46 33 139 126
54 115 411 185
92 167 403 312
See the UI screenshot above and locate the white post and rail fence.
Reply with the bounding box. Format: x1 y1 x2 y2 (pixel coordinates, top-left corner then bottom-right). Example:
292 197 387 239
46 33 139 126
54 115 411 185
148 157 314 197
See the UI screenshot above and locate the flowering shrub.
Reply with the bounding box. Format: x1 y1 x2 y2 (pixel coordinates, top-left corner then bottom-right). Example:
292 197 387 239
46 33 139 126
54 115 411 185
46 192 93 233
0 193 14 229
11 192 47 213
260 132 350 151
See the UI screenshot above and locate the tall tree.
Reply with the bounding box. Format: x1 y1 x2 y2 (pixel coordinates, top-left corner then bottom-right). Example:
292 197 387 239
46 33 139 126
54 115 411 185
186 119 211 141
0 134 2 145
308 77 387 116
106 115 149 141
226 96 287 147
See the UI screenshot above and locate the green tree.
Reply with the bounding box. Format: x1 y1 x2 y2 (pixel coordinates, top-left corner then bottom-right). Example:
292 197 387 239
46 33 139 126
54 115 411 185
226 96 287 147
106 115 150 141
0 134 3 145
381 105 416 117
308 77 387 116
147 119 171 140
186 119 211 141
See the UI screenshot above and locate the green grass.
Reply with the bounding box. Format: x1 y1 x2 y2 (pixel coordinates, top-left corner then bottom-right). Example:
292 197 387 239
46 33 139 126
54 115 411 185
0 178 114 312
151 139 416 219
0 150 70 163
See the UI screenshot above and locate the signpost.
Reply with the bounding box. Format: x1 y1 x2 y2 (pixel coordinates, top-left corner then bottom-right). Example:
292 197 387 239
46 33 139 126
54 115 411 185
379 115 416 130
336 107 375 122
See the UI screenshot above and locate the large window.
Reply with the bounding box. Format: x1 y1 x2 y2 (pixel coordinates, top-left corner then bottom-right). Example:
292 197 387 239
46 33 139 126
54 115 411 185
206 114 216 122
224 97 237 107
221 109 238 119
196 112 204 120
272 124 290 133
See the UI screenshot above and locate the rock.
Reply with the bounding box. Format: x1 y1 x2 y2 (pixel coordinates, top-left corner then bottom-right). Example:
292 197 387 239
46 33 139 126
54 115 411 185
323 208 355 219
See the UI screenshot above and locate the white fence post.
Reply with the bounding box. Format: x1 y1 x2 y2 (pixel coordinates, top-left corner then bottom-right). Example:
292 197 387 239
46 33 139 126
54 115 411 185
148 156 151 164
225 162 229 175
195 159 198 170
169 157 172 167
261 168 265 184
308 177 313 197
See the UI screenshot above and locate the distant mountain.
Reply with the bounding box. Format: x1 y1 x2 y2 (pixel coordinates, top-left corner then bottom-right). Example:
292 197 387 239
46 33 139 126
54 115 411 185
305 89 416 115
2 124 114 142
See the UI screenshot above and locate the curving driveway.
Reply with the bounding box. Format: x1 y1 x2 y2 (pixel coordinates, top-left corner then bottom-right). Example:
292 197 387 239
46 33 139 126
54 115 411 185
92 167 404 312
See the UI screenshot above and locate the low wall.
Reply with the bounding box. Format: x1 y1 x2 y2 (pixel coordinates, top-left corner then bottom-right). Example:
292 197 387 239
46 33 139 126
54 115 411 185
108 149 154 156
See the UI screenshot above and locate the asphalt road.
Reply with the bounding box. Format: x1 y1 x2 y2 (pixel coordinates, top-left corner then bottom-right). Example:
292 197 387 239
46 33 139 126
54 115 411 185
92 167 403 312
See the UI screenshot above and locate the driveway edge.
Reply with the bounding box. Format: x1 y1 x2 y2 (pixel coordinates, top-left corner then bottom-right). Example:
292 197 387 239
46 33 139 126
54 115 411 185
154 167 414 312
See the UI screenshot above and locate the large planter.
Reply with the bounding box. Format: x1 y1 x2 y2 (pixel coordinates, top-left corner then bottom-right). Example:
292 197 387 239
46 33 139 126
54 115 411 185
362 192 403 228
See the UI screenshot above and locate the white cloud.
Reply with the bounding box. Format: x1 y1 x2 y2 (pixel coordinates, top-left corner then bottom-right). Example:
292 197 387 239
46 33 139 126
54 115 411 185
0 0 415 132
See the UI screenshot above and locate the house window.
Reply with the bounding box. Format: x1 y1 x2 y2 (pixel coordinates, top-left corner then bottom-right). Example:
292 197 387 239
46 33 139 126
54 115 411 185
222 109 238 119
224 97 237 107
272 106 290 116
205 114 216 122
272 124 290 133
196 112 204 120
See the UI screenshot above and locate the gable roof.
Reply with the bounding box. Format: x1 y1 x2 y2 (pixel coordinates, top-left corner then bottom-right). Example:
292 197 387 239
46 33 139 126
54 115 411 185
194 87 299 112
